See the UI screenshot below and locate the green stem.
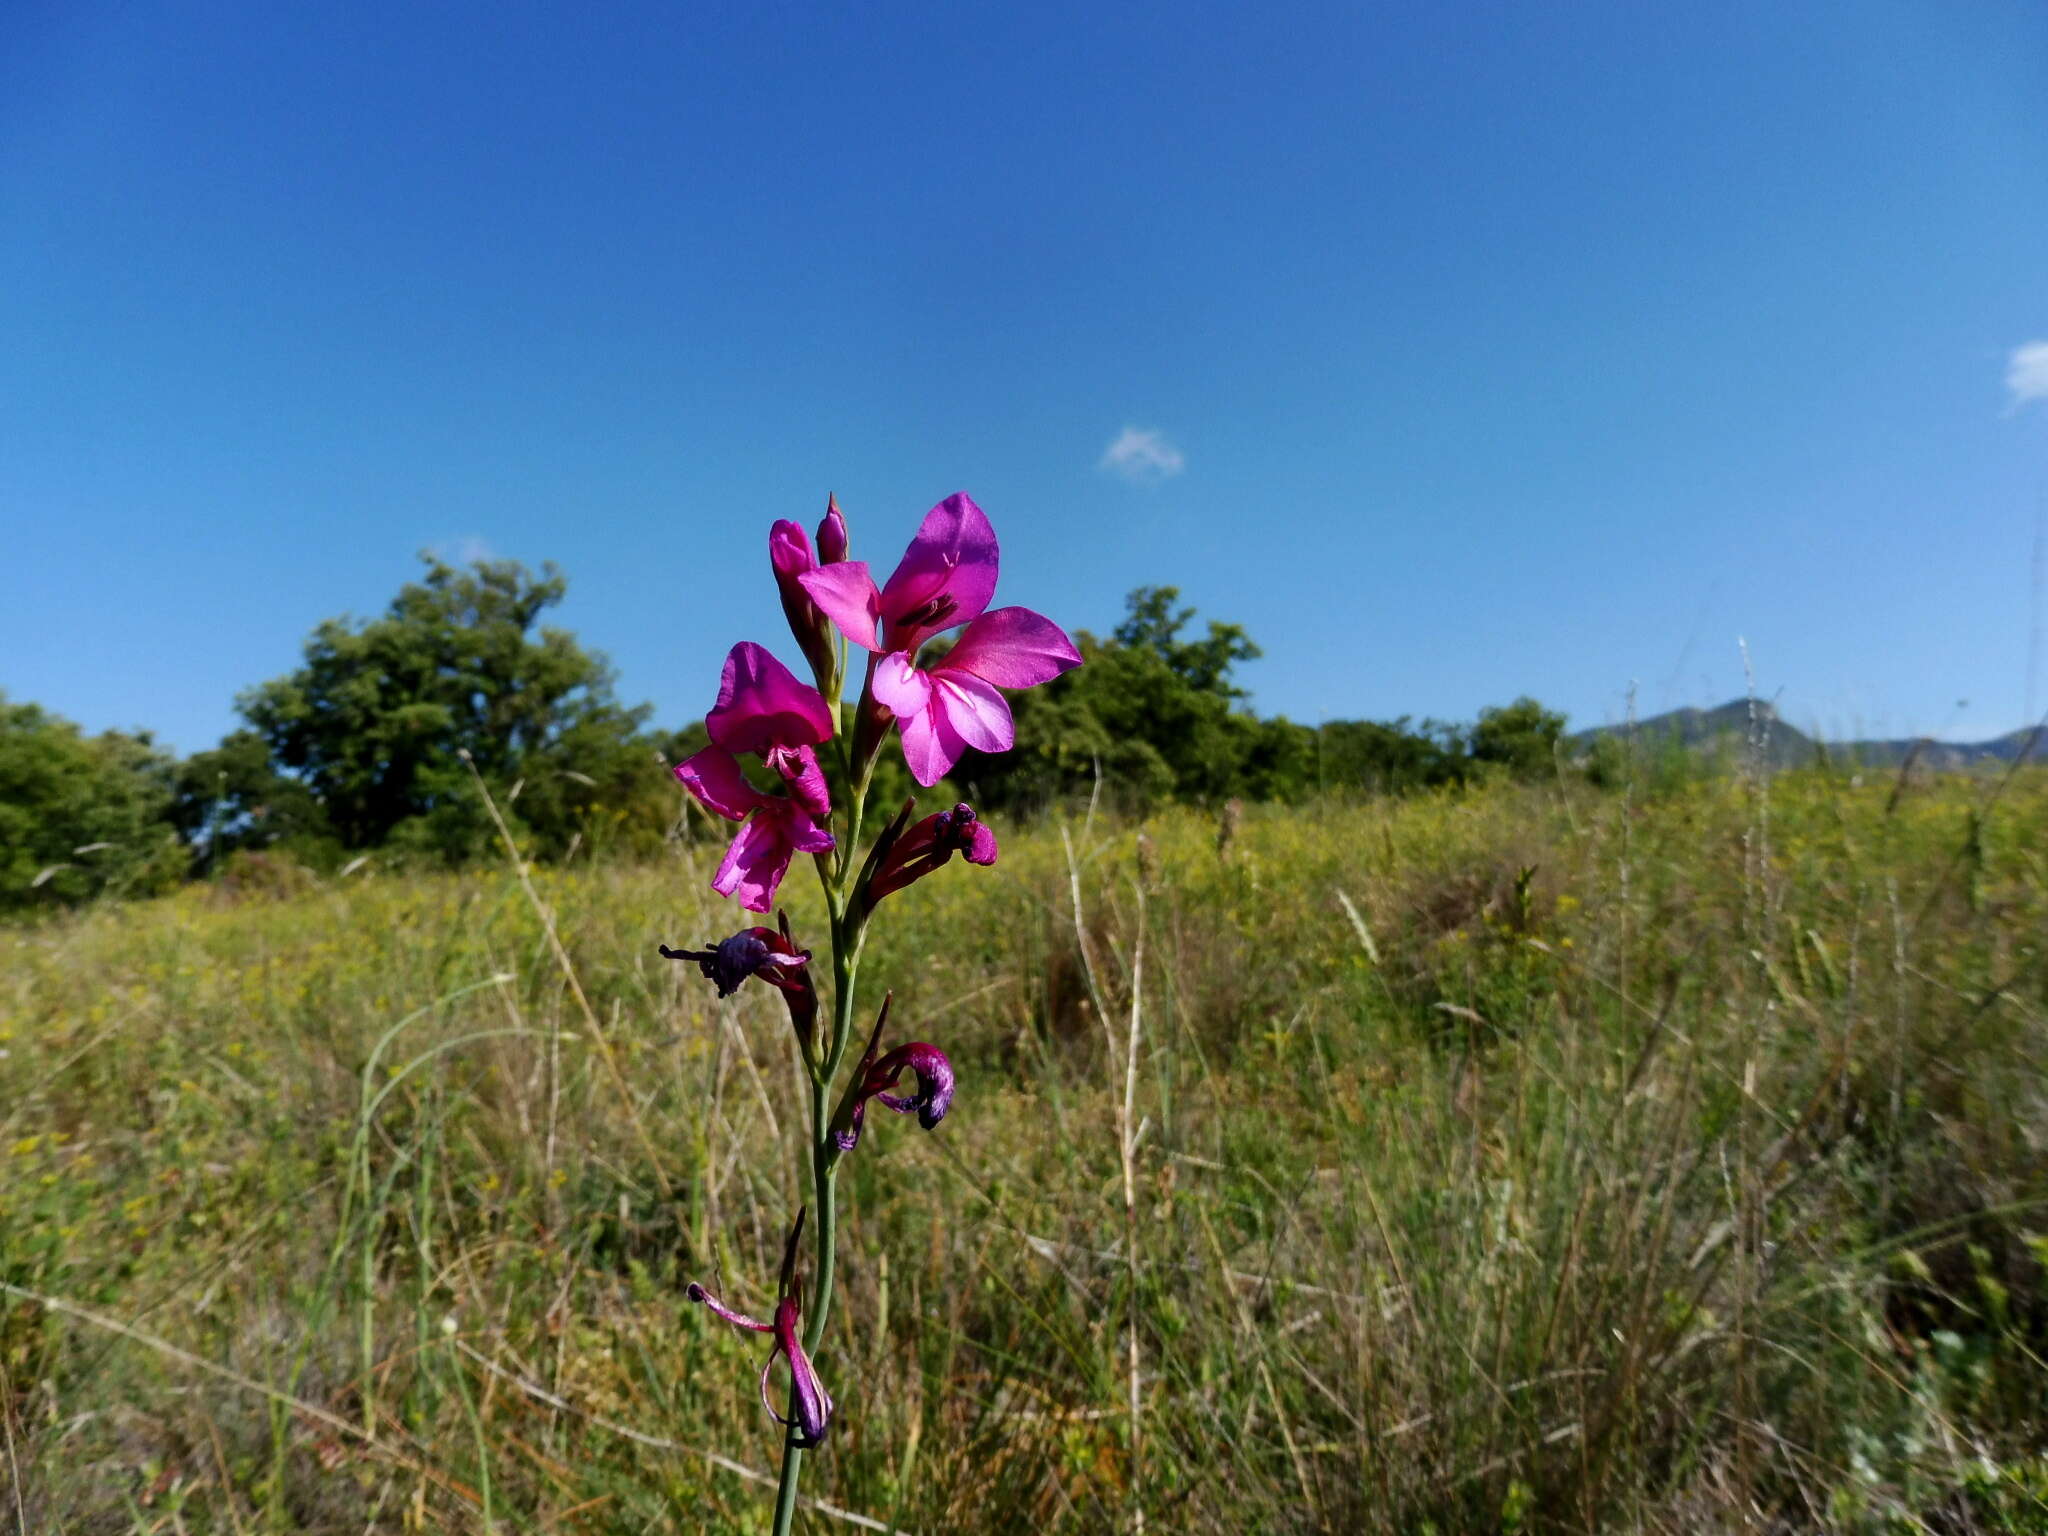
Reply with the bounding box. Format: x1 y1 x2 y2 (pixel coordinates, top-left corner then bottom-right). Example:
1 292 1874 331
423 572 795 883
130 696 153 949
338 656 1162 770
769 826 864 1536
770 1441 805 1533
805 1072 843 1353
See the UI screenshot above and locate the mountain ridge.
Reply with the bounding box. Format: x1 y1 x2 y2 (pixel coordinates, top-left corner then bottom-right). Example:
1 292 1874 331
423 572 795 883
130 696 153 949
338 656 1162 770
1570 699 2042 770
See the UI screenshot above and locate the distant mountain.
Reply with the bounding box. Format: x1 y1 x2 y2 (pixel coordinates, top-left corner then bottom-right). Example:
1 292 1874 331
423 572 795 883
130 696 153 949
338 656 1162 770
1843 727 2042 770
1571 700 2041 772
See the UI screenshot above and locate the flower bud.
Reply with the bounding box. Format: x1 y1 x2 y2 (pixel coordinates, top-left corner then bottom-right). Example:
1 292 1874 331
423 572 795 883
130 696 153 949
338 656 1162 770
816 495 849 564
859 801 998 912
769 519 838 691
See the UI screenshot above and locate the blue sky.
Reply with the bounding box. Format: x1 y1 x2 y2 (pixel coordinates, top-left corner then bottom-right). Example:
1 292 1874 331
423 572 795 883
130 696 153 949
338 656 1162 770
3 0 2045 753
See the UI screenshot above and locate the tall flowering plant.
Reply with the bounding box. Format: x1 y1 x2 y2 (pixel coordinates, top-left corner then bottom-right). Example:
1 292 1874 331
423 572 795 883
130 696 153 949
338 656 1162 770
663 493 1080 1530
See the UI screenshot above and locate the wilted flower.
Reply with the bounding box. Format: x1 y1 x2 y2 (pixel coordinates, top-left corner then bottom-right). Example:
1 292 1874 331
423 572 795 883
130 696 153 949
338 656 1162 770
829 994 956 1153
660 912 819 1050
660 926 807 997
676 643 836 911
687 1210 834 1448
798 494 1081 785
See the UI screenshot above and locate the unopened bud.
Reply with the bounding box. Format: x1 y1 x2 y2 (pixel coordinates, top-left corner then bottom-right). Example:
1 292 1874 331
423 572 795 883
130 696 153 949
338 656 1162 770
769 519 837 689
817 495 849 564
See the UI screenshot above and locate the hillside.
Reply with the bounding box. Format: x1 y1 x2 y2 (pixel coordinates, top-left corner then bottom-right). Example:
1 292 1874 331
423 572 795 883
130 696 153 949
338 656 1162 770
1572 696 2042 771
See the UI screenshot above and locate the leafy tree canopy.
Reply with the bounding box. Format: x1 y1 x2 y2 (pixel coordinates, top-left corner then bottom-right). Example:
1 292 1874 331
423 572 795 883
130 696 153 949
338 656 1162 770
3 572 1577 911
0 694 185 909
965 586 1311 810
955 588 1566 812
237 555 658 861
1468 696 1568 779
1110 586 1261 698
169 727 336 869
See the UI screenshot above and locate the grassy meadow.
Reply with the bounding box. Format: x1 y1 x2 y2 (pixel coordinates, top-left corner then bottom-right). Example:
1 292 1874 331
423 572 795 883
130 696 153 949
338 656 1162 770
3 764 2047 1533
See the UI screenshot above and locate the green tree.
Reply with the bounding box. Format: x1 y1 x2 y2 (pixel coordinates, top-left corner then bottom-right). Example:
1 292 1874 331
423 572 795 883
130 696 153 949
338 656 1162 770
963 586 1276 811
1231 714 1319 803
168 728 336 870
237 556 656 861
1468 696 1567 779
1110 586 1261 698
0 695 185 909
1316 717 1469 795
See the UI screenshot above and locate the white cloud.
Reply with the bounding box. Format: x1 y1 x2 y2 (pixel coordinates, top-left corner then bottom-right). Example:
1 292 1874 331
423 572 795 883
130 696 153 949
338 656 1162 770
2006 341 2048 412
1099 426 1185 484
430 534 498 566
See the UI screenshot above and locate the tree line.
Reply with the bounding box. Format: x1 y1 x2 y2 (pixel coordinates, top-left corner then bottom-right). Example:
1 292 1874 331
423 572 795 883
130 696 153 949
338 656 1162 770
0 556 1567 909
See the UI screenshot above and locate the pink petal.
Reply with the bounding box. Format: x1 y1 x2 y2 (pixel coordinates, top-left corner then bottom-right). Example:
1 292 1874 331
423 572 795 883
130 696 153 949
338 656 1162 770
941 607 1082 689
798 561 882 651
713 813 797 913
896 701 969 787
775 1300 835 1447
785 805 836 855
766 744 831 817
676 746 764 823
966 820 999 865
706 643 834 755
768 520 816 578
687 1283 773 1334
931 671 1013 754
870 652 933 719
877 493 999 654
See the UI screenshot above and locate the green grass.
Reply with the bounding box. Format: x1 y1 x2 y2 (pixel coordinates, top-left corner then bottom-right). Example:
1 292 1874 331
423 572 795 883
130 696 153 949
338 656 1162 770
3 765 2047 1533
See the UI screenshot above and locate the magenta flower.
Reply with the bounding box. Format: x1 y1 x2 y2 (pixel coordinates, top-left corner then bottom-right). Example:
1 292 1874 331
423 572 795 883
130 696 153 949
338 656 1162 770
676 643 836 912
862 802 998 908
798 493 1081 786
829 995 956 1153
688 1210 834 1448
